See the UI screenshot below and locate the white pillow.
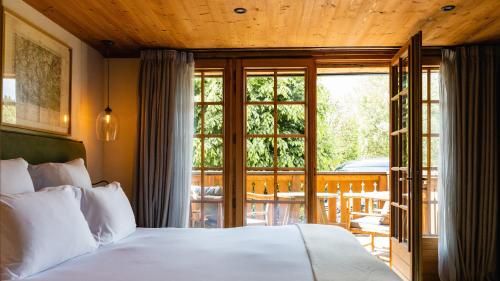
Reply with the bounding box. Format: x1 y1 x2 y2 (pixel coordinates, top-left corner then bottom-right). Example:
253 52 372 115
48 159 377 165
80 182 136 246
0 158 35 194
0 186 97 279
28 158 92 190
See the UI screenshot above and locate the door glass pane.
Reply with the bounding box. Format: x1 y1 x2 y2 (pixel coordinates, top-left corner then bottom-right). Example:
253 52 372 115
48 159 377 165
192 138 201 167
422 72 428 101
430 71 440 100
276 173 305 201
190 202 202 228
204 171 223 201
246 173 275 197
246 138 274 168
204 138 223 167
194 75 201 102
431 103 440 134
430 137 439 166
401 57 409 90
204 76 223 102
194 105 202 134
205 105 223 134
203 202 223 228
246 105 274 134
422 104 428 134
246 202 272 226
277 138 305 168
275 203 306 225
277 105 305 134
246 75 274 101
401 95 409 128
277 75 305 101
422 137 428 167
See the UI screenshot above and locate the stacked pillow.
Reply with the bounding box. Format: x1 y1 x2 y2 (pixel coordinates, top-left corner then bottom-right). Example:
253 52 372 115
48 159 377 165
28 158 93 190
0 158 35 194
0 158 136 280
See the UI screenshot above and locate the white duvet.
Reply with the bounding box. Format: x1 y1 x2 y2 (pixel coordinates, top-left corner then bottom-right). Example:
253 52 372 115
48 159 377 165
20 225 400 281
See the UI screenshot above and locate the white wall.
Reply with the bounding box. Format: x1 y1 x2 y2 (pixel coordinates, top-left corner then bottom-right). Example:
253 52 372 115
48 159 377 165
3 0 105 181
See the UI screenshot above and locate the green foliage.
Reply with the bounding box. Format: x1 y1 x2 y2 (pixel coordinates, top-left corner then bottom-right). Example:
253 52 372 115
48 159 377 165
316 75 389 171
205 105 223 134
277 105 304 134
204 77 223 102
277 76 304 101
247 105 273 134
278 138 305 167
246 76 273 101
246 138 273 167
194 77 201 101
204 138 223 167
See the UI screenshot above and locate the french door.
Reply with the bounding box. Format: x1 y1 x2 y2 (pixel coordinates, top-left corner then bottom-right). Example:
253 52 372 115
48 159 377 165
389 32 423 281
231 59 316 227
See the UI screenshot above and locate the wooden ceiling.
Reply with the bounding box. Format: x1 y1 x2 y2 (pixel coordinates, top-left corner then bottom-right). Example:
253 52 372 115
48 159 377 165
23 0 500 56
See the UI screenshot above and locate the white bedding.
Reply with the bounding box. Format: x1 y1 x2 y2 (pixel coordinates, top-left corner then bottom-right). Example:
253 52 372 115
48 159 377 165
21 226 313 281
19 225 399 281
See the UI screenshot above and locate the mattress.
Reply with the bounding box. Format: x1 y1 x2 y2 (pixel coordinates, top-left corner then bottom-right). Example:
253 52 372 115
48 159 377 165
20 225 399 281
21 226 313 281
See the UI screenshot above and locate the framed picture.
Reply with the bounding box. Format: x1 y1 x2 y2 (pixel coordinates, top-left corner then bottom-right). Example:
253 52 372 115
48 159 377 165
2 10 71 135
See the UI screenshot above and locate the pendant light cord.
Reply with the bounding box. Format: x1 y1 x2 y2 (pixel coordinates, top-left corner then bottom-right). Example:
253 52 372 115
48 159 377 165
107 58 110 108
106 44 110 109
101 40 114 112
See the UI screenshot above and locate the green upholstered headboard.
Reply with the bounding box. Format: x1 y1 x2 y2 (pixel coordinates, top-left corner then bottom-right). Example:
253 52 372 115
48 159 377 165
0 130 86 165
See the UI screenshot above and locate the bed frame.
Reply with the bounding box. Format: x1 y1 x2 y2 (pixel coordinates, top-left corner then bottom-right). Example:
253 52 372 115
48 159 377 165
0 129 86 164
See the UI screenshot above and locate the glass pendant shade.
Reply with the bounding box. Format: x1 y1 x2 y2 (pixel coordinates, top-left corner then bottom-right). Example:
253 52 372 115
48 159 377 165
96 107 118 141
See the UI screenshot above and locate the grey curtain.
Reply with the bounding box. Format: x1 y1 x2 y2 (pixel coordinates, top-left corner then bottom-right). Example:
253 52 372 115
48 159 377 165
134 50 194 228
439 46 499 281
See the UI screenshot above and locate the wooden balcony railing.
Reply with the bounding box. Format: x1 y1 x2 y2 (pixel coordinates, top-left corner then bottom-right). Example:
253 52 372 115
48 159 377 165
316 172 388 225
190 171 389 227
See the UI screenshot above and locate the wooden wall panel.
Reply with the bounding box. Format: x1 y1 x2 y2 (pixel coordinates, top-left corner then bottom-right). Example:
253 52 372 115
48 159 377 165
422 236 439 281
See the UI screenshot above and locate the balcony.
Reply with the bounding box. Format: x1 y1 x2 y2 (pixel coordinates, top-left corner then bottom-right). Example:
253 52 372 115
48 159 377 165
190 171 389 227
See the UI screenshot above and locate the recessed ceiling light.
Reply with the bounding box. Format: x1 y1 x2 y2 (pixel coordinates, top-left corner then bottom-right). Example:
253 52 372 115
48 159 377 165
441 5 456 12
234 7 247 14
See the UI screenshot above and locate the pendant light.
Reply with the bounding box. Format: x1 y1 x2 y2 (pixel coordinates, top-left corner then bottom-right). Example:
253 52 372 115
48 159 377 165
96 40 118 141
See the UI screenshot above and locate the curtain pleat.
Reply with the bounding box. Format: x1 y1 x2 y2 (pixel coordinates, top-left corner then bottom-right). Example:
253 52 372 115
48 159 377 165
133 50 194 228
439 46 499 281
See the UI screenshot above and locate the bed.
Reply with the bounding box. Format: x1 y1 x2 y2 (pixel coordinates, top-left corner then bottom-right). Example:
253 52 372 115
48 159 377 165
1 130 400 281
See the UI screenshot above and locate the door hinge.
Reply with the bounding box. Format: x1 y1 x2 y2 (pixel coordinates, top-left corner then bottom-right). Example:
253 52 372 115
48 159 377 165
232 198 236 208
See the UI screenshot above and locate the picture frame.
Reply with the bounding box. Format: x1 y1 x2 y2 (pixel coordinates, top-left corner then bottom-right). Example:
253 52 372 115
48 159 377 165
1 9 72 135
